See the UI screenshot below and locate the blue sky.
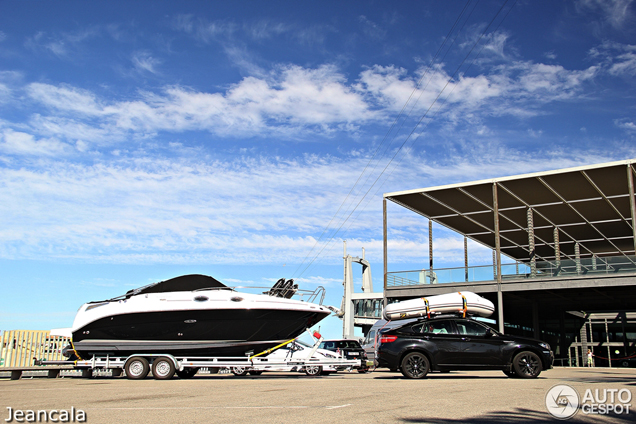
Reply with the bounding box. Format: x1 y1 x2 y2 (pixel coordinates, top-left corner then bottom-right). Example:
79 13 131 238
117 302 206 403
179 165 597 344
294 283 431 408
1 0 636 338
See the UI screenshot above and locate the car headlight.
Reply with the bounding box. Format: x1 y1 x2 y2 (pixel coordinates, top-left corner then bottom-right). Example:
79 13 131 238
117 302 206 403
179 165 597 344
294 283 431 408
539 342 550 351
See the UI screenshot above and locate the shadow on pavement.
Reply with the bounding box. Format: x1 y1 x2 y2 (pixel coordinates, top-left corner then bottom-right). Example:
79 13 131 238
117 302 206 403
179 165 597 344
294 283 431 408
401 408 634 423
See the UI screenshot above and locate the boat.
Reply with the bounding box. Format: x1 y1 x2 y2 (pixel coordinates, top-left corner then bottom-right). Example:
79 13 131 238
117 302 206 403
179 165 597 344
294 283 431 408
51 274 331 359
382 291 494 321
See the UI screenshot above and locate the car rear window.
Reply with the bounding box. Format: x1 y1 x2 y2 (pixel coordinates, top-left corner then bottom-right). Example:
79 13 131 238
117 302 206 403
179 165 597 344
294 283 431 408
338 341 361 348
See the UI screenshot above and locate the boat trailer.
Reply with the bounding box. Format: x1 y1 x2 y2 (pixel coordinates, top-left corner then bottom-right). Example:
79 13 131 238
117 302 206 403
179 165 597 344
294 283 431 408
34 329 363 380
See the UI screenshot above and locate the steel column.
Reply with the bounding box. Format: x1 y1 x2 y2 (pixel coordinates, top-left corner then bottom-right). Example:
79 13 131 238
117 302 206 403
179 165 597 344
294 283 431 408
429 219 433 270
528 208 536 278
605 319 611 368
464 235 468 282
575 242 581 275
493 183 504 334
383 197 388 308
628 164 636 255
554 227 560 275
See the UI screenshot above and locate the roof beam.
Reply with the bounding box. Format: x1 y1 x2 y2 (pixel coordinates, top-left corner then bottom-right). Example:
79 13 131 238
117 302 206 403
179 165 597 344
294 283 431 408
536 176 635 263
419 191 550 262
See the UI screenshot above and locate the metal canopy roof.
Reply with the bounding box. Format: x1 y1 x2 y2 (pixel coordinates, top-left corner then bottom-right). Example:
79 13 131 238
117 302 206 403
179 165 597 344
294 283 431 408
384 159 636 263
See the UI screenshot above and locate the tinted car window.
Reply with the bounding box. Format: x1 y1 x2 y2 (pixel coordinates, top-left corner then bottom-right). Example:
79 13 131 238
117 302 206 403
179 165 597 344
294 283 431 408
456 320 489 336
412 320 455 334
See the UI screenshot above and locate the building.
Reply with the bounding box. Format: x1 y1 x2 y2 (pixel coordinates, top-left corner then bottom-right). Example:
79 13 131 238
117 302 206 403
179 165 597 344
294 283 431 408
381 159 636 367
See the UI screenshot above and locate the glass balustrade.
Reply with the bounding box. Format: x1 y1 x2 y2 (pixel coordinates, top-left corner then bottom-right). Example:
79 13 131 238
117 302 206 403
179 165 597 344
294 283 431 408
386 254 636 287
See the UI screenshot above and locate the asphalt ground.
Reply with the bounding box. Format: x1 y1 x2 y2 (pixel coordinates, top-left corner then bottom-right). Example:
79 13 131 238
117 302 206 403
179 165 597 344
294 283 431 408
1 367 634 424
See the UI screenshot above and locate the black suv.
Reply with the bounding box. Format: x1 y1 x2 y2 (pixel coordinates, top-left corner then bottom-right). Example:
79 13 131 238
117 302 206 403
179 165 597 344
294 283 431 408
377 316 553 379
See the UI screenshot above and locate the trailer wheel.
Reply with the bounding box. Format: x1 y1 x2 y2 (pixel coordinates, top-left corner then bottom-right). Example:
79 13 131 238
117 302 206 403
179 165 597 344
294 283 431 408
176 368 198 379
304 365 322 376
125 357 150 380
151 357 176 380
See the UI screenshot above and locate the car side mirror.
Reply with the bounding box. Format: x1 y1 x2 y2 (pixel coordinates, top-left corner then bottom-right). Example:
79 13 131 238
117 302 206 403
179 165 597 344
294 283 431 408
485 328 495 338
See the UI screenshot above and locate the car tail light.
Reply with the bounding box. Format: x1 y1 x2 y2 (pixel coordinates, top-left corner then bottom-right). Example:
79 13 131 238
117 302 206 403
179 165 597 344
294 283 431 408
380 335 397 343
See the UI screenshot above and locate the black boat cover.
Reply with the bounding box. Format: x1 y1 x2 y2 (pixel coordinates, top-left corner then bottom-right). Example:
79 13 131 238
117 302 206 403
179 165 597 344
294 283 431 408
128 274 226 296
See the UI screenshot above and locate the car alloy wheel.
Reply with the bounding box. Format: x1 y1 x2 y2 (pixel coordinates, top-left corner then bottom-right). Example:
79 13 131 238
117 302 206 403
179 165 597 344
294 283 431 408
400 352 430 379
513 351 542 378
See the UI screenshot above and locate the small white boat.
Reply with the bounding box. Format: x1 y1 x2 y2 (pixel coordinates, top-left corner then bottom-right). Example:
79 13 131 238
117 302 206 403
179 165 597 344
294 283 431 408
383 291 494 321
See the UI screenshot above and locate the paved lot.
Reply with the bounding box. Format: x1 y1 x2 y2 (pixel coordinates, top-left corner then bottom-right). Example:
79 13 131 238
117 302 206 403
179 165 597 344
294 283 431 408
1 368 634 423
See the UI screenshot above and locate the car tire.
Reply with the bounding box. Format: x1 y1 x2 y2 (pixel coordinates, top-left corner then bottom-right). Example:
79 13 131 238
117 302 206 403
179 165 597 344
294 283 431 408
512 351 542 378
400 352 430 379
304 365 322 376
231 367 249 376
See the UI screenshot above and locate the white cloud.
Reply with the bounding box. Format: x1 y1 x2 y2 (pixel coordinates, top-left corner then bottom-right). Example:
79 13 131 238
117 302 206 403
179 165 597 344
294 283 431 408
1 143 633 266
24 65 375 139
27 83 105 116
131 51 162 75
576 0 635 31
615 119 636 132
358 16 387 40
5 53 616 153
25 29 98 58
0 129 71 156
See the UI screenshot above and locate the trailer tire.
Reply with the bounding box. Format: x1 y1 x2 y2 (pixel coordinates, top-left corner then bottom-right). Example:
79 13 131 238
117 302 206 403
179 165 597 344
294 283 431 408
151 357 176 380
125 357 150 380
176 368 199 379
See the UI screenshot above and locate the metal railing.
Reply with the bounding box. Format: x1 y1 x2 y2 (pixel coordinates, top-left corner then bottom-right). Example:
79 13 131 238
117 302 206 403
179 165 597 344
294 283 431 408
387 255 636 287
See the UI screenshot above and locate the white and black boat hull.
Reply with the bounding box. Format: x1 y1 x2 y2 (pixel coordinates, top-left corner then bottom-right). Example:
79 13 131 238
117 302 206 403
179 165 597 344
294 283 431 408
71 307 329 357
